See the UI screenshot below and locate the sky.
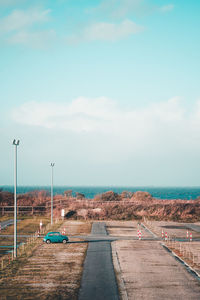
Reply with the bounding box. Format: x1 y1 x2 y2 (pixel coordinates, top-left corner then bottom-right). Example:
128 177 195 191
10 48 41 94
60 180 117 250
0 0 200 187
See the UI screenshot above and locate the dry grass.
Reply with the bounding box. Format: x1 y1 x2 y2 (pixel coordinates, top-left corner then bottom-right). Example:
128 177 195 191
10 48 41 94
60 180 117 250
0 220 91 300
0 216 13 222
1 216 50 235
0 216 50 258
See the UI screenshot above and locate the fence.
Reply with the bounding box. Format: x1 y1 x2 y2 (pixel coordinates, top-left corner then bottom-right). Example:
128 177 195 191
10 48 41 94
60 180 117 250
0 219 60 271
0 206 47 216
0 199 134 216
165 240 200 266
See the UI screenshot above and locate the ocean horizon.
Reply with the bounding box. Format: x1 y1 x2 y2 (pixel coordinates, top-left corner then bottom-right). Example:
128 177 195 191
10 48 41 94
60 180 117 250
1 185 200 200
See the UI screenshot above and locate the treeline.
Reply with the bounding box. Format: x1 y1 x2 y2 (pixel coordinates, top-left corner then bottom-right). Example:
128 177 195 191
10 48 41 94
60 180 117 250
0 190 50 206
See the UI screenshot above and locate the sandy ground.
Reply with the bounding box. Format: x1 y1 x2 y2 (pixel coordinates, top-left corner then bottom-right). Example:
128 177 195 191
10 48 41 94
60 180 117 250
108 221 200 300
0 220 91 300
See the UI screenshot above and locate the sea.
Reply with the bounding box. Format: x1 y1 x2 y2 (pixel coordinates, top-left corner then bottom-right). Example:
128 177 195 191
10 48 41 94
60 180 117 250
1 186 200 200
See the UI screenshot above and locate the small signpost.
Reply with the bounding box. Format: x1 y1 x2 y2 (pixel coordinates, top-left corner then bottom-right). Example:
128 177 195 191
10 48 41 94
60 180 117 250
61 209 65 220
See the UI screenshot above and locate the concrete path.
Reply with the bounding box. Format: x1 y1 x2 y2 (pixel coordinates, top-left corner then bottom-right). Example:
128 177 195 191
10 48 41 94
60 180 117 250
78 222 119 300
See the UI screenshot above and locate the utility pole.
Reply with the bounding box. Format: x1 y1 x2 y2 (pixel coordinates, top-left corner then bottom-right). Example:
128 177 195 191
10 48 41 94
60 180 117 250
13 139 19 258
50 163 55 225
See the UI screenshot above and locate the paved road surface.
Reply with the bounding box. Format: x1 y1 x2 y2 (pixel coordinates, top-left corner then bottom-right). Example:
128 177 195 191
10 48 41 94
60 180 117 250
78 222 119 300
108 221 200 300
0 219 14 230
186 224 200 233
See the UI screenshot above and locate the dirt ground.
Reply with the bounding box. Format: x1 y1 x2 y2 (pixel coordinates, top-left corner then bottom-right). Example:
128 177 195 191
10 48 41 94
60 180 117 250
0 220 91 300
108 221 200 300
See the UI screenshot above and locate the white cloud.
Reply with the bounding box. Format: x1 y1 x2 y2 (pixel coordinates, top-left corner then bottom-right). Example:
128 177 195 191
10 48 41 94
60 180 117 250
0 7 55 47
0 8 51 33
7 29 56 48
11 96 197 149
68 19 144 43
12 97 116 132
160 4 174 13
90 0 174 18
9 97 200 181
0 0 26 6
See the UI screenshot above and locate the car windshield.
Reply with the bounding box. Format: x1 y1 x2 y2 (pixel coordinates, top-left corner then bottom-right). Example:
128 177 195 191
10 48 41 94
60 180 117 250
48 232 60 236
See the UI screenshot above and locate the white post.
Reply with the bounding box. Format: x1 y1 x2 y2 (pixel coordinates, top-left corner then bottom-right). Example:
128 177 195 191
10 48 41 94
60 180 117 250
50 163 55 225
13 139 19 258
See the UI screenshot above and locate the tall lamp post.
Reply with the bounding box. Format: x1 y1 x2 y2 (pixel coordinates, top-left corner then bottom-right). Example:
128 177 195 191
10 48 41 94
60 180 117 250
50 163 55 225
13 139 19 258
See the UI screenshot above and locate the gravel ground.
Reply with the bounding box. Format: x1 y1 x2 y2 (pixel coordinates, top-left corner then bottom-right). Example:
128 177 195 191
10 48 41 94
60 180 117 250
109 221 200 300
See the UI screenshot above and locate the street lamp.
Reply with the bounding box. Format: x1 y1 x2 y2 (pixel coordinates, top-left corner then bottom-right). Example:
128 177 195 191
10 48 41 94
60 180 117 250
50 163 55 225
12 139 19 258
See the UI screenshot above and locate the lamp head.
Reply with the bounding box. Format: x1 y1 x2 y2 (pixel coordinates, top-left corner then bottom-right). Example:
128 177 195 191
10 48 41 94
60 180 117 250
13 139 20 145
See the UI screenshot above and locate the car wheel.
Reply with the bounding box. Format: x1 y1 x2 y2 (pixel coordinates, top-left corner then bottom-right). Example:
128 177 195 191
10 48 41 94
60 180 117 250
62 239 67 244
46 239 51 244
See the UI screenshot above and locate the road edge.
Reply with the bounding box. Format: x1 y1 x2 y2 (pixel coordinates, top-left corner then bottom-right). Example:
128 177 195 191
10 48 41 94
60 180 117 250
112 241 128 300
161 242 200 280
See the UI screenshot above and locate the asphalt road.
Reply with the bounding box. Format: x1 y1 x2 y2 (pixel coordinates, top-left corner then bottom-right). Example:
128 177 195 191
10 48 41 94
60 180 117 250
0 219 14 230
78 222 119 300
186 224 200 233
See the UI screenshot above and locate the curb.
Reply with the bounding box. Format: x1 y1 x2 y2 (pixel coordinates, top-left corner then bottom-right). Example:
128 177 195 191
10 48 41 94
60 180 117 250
112 242 129 300
161 243 200 280
141 223 158 239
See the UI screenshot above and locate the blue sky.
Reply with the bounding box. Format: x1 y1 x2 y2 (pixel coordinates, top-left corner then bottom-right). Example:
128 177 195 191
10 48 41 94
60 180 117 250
0 0 200 186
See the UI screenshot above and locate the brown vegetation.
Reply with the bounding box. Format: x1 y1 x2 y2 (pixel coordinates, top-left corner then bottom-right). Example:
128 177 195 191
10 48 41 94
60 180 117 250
0 190 50 206
1 190 200 222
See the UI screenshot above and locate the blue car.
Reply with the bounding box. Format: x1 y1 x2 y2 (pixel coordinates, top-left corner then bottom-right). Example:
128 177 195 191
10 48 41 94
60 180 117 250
43 232 69 244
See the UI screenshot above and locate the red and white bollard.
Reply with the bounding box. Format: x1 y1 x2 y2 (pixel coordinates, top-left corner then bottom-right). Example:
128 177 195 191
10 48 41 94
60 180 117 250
138 231 142 240
190 233 192 242
165 232 168 241
186 230 189 239
162 230 164 239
